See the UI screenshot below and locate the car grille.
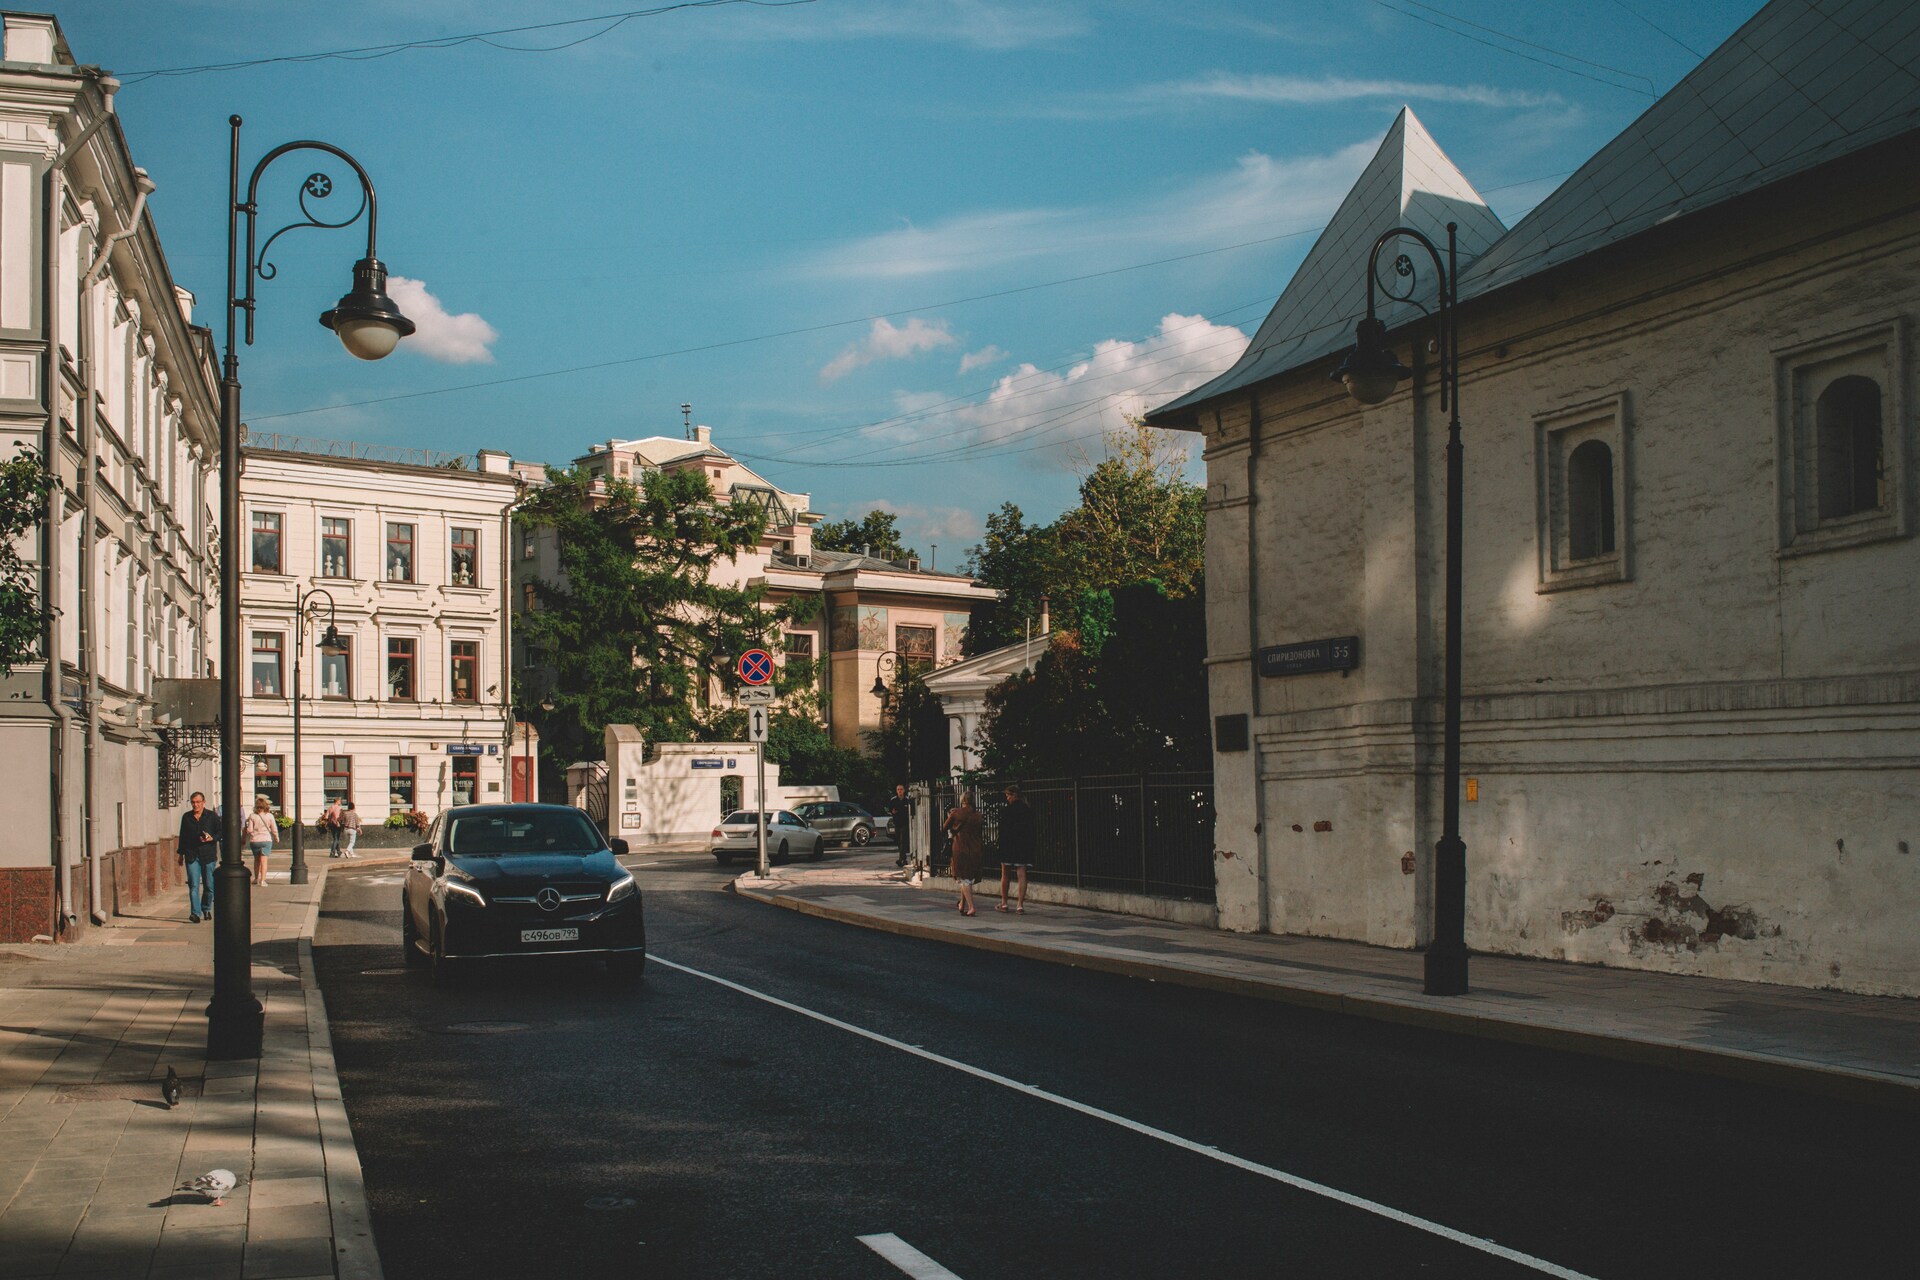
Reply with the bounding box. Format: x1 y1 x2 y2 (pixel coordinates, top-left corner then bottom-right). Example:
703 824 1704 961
490 881 605 907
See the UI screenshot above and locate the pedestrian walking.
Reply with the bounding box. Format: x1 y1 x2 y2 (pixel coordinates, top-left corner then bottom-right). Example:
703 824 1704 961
176 791 219 922
244 796 277 886
322 796 344 857
340 799 362 858
996 783 1035 914
942 790 984 917
887 784 912 868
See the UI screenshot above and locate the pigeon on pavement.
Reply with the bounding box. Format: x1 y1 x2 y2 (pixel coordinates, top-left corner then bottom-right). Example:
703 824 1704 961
178 1169 238 1206
161 1066 181 1108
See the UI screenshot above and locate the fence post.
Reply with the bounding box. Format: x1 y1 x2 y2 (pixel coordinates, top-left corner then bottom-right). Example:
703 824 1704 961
1139 773 1150 896
1070 777 1081 888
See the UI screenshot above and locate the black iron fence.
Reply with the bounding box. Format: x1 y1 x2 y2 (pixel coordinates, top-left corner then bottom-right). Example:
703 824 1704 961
930 773 1215 903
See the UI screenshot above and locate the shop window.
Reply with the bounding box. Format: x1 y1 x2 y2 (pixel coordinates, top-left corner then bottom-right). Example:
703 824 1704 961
323 755 352 805
321 517 352 578
452 757 479 807
386 522 415 582
389 756 416 813
450 640 479 703
254 755 284 812
251 511 281 574
450 526 479 587
250 631 283 696
319 635 352 699
387 637 415 700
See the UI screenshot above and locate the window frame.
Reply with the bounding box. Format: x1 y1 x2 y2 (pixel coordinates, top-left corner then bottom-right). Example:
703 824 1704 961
450 526 480 588
1534 393 1630 592
253 754 284 813
385 521 416 583
449 639 480 703
322 754 352 805
1775 319 1908 556
896 623 937 674
320 515 353 579
250 629 284 697
318 632 352 700
451 755 479 807
389 756 416 814
387 635 417 701
250 509 283 575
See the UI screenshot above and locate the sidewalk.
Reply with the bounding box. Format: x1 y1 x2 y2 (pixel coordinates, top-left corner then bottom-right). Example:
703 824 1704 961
0 859 384 1280
733 857 1920 1112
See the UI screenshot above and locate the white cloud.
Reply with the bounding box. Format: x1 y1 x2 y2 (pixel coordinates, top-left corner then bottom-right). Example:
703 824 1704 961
958 345 1007 374
387 277 497 364
1147 72 1563 110
797 139 1378 281
851 498 983 546
820 316 958 383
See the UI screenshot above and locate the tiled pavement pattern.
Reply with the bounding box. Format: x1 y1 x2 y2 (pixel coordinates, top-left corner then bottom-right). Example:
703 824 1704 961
0 870 378 1279
735 861 1920 1111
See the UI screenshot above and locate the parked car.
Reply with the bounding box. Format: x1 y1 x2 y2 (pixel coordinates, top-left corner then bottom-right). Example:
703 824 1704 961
711 810 823 865
792 800 879 847
402 803 644 985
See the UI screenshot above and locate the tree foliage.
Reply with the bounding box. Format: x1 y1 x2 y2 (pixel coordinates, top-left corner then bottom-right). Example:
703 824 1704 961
514 465 807 775
0 449 53 673
814 509 916 561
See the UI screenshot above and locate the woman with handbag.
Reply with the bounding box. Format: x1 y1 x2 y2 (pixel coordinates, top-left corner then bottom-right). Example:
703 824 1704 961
244 796 278 885
941 791 984 917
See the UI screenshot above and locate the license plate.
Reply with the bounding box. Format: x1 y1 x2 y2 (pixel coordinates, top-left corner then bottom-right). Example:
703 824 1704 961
520 928 578 943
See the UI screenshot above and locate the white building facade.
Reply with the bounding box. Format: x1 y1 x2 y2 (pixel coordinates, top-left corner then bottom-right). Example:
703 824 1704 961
237 446 519 827
0 14 223 941
1147 0 1920 996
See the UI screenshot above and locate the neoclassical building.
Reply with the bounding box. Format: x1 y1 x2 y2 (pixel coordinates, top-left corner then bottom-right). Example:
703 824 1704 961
1147 0 1920 995
0 14 223 941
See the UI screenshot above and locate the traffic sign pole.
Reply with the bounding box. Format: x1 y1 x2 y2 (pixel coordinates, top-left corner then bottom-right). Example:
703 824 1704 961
755 743 769 878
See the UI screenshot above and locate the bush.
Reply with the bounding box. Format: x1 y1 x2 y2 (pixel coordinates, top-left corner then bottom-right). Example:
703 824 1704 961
274 814 294 831
384 813 411 830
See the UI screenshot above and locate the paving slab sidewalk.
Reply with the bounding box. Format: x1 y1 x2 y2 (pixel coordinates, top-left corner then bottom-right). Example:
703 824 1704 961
0 863 380 1280
733 858 1920 1112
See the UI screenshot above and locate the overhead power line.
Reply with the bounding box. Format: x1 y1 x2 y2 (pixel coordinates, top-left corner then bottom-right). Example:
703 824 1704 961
1366 0 1656 96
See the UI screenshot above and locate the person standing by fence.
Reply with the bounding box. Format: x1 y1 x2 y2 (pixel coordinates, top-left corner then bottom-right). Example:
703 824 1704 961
996 783 1035 914
887 784 912 869
176 791 219 923
942 790 984 917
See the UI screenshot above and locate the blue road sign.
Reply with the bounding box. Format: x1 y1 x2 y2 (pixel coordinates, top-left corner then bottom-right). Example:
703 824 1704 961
738 648 774 686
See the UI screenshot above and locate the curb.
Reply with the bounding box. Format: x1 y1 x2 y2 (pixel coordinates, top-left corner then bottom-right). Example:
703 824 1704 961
735 882 1920 1114
296 865 385 1280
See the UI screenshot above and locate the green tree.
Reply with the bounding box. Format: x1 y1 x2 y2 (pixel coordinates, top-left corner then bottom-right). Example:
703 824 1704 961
814 509 916 561
1053 417 1205 601
0 449 53 673
514 465 806 776
961 501 1057 654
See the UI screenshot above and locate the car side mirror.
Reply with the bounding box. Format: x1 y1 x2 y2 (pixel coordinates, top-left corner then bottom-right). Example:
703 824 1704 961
410 843 435 861
610 839 629 857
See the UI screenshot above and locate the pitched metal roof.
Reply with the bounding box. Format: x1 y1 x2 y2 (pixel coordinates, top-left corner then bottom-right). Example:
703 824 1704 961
1148 0 1920 423
1150 108 1505 421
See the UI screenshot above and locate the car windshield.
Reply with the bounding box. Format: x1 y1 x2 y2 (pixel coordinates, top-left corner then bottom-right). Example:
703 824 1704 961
446 810 604 856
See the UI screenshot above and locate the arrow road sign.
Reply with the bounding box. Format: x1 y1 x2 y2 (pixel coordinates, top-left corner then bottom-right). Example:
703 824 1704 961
737 687 775 705
748 706 769 743
738 648 774 686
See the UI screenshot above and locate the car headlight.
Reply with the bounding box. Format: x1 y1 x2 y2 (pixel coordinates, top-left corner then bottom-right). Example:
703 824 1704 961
442 879 486 907
606 872 637 904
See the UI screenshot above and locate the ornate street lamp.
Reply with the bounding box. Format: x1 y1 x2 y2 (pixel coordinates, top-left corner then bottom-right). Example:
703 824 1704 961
211 115 413 1060
1332 221 1469 996
288 587 345 886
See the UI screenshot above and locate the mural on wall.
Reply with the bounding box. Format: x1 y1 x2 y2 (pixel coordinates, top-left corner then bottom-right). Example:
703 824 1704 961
858 606 889 651
830 606 858 652
943 612 969 662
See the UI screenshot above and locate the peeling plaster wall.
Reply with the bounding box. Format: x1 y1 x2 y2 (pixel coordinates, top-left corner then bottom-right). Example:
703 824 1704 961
1194 147 1920 995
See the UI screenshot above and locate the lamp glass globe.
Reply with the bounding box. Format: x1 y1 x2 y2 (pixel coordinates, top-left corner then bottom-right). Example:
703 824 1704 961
336 318 402 361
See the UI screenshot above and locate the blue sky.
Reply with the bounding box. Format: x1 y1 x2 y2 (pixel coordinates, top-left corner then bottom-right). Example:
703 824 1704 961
49 0 1762 560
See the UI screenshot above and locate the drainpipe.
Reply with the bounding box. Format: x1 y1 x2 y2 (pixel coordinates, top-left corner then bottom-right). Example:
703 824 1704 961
75 159 154 927
1243 394 1271 934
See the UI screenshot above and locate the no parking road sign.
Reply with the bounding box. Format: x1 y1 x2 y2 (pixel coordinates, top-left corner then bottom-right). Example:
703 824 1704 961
737 648 774 686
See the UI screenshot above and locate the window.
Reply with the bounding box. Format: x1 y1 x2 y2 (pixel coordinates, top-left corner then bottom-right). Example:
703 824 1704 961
450 640 479 702
320 517 352 578
522 582 537 612
387 637 415 700
1535 394 1629 592
520 526 535 560
784 632 814 661
323 755 351 805
389 756 416 813
452 757 479 807
385 522 415 582
253 755 283 812
897 625 936 674
1777 320 1906 554
250 511 281 574
1816 376 1884 520
450 526 479 587
1566 440 1616 562
319 634 352 699
250 631 283 696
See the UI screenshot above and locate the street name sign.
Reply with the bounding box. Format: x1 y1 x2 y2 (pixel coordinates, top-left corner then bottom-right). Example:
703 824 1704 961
1256 636 1359 678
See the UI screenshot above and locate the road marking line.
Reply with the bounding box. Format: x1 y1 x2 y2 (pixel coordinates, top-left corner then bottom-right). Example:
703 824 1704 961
857 1233 965 1279
651 954 1599 1280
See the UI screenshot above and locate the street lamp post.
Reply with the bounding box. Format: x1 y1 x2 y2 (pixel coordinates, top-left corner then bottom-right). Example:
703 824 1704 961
870 651 920 870
289 588 345 885
211 115 414 1060
1332 220 1469 996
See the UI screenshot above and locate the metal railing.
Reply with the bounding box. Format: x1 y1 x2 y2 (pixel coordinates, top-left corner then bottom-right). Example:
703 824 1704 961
242 431 476 470
930 772 1216 903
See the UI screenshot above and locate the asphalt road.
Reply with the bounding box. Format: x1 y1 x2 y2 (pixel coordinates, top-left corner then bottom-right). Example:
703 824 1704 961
313 849 1908 1279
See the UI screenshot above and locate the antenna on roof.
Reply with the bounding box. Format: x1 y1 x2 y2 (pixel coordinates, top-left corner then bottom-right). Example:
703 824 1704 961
681 403 693 440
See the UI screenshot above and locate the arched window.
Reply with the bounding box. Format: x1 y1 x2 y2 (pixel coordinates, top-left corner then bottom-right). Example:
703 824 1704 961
1816 375 1883 519
1566 439 1615 562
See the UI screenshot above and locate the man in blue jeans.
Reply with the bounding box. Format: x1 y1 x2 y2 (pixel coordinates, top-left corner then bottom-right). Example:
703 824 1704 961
176 791 220 923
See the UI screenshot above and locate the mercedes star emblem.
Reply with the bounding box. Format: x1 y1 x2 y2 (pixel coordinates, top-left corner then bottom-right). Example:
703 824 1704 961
536 888 561 912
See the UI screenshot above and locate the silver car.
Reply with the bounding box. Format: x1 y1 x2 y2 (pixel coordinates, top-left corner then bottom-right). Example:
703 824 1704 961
792 800 878 847
710 810 823 866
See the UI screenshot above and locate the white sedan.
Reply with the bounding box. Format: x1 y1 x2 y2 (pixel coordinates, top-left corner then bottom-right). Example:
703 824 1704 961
710 810 823 865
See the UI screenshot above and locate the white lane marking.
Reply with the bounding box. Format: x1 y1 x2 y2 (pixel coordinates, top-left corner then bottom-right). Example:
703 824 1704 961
651 954 1599 1280
857 1233 965 1279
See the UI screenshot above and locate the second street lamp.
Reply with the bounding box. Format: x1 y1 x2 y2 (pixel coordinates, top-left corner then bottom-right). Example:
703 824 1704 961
1333 220 1470 997
210 115 413 1060
289 587 346 885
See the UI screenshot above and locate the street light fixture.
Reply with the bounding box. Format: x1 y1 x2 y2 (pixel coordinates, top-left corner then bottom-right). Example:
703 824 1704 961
1332 220 1469 997
288 587 345 887
211 115 413 1060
